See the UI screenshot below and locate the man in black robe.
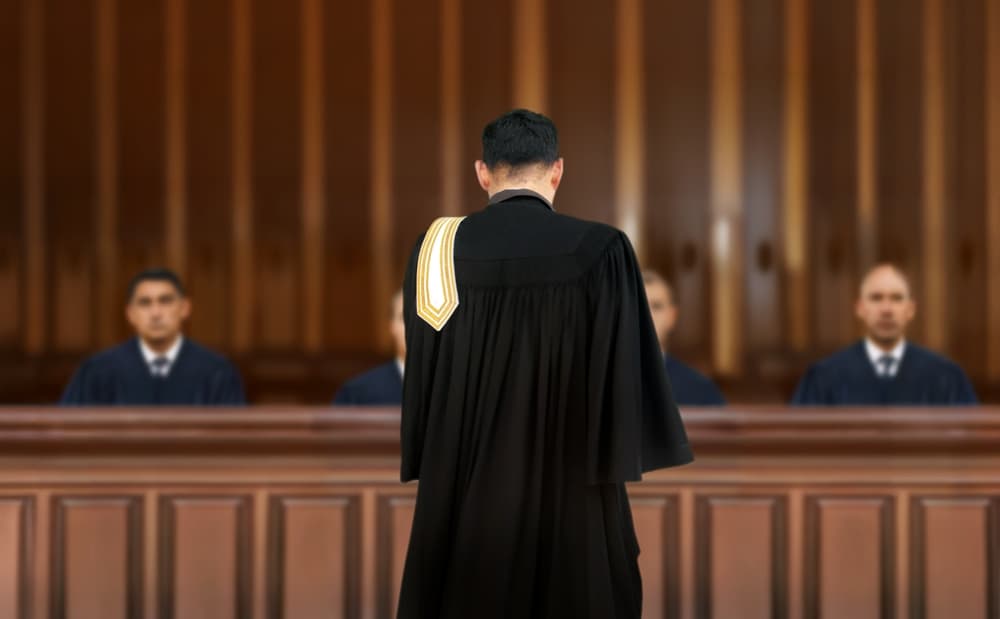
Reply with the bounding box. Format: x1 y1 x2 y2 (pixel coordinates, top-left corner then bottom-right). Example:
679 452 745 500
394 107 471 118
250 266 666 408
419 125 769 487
643 269 726 406
60 268 246 405
332 290 404 405
397 110 692 619
792 263 977 405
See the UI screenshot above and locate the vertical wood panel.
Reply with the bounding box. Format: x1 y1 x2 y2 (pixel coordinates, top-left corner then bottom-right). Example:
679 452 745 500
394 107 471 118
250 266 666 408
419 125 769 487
946 0 988 378
876 0 924 336
142 491 158 619
370 0 393 350
696 496 786 618
118 0 166 341
511 0 547 111
440 0 461 218
460 0 512 214
378 496 414 619
631 496 679 619
805 496 894 619
325 0 373 351
783 0 809 353
300 0 324 353
710 0 744 375
268 496 359 618
231 0 253 353
31 491 51 619
252 0 301 351
0 498 32 619
911 497 998 619
615 0 645 252
0 0 22 348
95 0 119 348
548 0 615 225
185 0 232 350
742 0 783 363
165 0 187 278
989 0 1000 381
643 0 711 363
922 0 947 352
809 0 858 351
53 496 141 619
856 0 877 272
160 496 251 619
23 0 45 355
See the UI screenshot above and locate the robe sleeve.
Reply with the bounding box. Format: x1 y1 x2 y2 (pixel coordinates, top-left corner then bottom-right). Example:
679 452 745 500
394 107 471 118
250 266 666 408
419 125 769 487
400 234 431 482
59 360 95 405
790 365 824 405
207 362 247 405
585 232 693 484
951 367 979 404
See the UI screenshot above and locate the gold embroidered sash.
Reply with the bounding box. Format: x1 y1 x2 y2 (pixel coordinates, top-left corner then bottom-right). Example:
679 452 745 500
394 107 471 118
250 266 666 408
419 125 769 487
416 216 466 331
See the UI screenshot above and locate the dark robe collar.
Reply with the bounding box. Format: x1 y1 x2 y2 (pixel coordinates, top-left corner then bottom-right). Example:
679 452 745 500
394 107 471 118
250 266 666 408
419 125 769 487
487 188 555 211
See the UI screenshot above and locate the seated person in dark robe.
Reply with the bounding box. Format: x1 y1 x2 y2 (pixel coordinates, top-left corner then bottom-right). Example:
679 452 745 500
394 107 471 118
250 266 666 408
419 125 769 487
642 269 726 406
332 290 404 405
792 263 977 405
60 268 246 405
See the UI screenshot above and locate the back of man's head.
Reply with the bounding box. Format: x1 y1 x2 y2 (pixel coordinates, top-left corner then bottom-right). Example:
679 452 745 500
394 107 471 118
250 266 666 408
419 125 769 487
481 109 559 175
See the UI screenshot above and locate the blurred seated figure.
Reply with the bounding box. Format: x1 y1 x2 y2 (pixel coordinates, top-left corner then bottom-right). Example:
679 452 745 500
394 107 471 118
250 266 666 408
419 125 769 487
333 290 404 405
643 270 726 406
792 263 977 405
60 268 246 405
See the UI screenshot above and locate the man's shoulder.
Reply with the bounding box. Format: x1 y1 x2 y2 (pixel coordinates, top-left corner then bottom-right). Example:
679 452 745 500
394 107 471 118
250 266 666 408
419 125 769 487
904 343 967 374
83 339 139 368
180 339 238 370
808 341 867 373
346 362 400 387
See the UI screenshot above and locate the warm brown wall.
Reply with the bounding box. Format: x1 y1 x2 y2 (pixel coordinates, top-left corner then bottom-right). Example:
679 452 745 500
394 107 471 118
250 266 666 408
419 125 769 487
3 0 1000 403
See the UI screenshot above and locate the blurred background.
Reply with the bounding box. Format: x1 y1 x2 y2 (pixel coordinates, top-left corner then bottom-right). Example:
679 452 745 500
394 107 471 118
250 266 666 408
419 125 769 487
2 0 999 404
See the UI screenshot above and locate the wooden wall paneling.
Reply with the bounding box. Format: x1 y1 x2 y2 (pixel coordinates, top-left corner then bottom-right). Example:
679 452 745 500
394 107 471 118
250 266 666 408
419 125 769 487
0 0 22 349
159 495 251 619
377 494 415 619
910 496 999 619
440 0 461 219
370 0 393 352
741 0 783 366
629 494 679 619
300 0 324 353
921 0 947 353
324 0 373 352
547 0 615 225
875 0 924 337
52 496 141 619
804 495 894 619
615 0 645 254
95 0 119 349
808 0 858 351
0 497 32 619
268 495 359 618
988 0 1000 381
164 0 187 280
230 0 253 353
856 0 877 287
511 0 546 111
710 0 744 376
251 0 301 351
391 0 442 291
695 495 787 619
460 0 512 214
944 0 988 378
185 0 233 350
22 0 45 356
642 0 711 364
783 0 809 354
45 0 96 353
117 0 166 343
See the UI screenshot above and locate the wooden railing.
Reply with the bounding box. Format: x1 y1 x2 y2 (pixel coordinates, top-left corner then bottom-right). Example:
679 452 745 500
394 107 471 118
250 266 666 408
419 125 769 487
0 407 997 618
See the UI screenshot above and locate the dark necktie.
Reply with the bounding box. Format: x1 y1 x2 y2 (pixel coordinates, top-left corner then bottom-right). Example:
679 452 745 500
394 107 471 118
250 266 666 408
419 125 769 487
151 356 169 378
877 355 894 379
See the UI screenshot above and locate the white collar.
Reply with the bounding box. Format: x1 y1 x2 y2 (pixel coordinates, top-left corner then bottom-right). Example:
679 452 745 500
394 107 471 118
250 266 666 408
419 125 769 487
864 337 905 366
396 357 405 378
139 335 184 366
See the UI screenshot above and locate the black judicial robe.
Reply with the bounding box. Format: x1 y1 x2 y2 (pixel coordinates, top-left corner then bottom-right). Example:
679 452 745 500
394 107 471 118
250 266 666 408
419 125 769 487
791 340 978 405
397 194 693 619
665 355 726 406
332 362 403 405
59 338 246 405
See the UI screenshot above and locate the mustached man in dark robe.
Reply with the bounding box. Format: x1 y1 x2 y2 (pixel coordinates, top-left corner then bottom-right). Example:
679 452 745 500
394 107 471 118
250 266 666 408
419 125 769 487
643 269 726 406
333 290 404 405
396 110 693 619
792 263 977 405
60 268 246 405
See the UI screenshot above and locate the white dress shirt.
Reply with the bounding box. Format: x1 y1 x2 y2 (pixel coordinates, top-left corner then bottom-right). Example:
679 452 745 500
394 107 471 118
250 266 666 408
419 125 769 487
139 335 184 377
864 338 906 378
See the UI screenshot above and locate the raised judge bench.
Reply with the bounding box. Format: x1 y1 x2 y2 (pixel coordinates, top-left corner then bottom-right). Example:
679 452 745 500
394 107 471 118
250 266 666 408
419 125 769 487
0 407 997 619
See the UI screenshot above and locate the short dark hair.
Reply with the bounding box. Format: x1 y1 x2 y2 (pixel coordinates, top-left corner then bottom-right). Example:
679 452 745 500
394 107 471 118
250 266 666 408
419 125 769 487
127 268 186 302
481 109 559 171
